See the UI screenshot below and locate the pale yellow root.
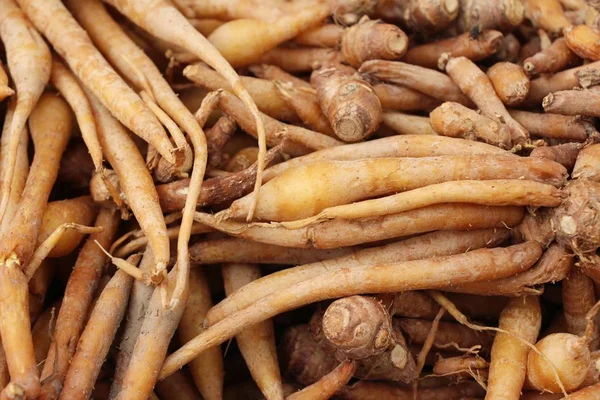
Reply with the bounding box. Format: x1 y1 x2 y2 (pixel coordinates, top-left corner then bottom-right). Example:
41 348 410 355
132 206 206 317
0 0 51 225
170 0 289 21
382 112 437 136
65 0 191 149
39 208 120 400
109 247 155 399
206 4 329 67
486 295 542 400
188 18 224 36
216 90 341 155
167 91 214 309
177 268 224 400
103 0 268 221
0 61 14 101
224 155 565 222
15 0 176 164
87 88 169 287
50 56 103 175
184 63 297 122
59 255 141 400
524 0 571 34
0 255 40 398
205 228 510 325
0 93 72 399
286 360 356 400
558 382 600 400
24 223 102 279
415 309 446 377
139 90 191 180
94 242 151 285
159 242 541 379
263 134 508 182
115 267 187 400
36 196 98 259
222 263 283 400
196 204 525 249
280 179 563 229
444 56 530 148
427 290 567 396
0 100 28 235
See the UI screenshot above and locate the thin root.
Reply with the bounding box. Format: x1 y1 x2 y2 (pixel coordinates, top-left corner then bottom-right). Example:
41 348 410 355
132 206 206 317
141 90 188 162
167 89 213 309
427 290 568 397
99 168 130 219
25 223 103 279
95 240 154 285
416 308 445 376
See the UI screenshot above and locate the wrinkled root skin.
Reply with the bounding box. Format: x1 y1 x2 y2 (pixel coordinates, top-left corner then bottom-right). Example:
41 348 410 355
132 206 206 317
552 180 600 256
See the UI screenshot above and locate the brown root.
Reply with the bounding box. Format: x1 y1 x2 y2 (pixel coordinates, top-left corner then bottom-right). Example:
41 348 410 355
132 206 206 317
552 180 600 256
311 65 381 142
341 17 408 68
322 296 393 359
